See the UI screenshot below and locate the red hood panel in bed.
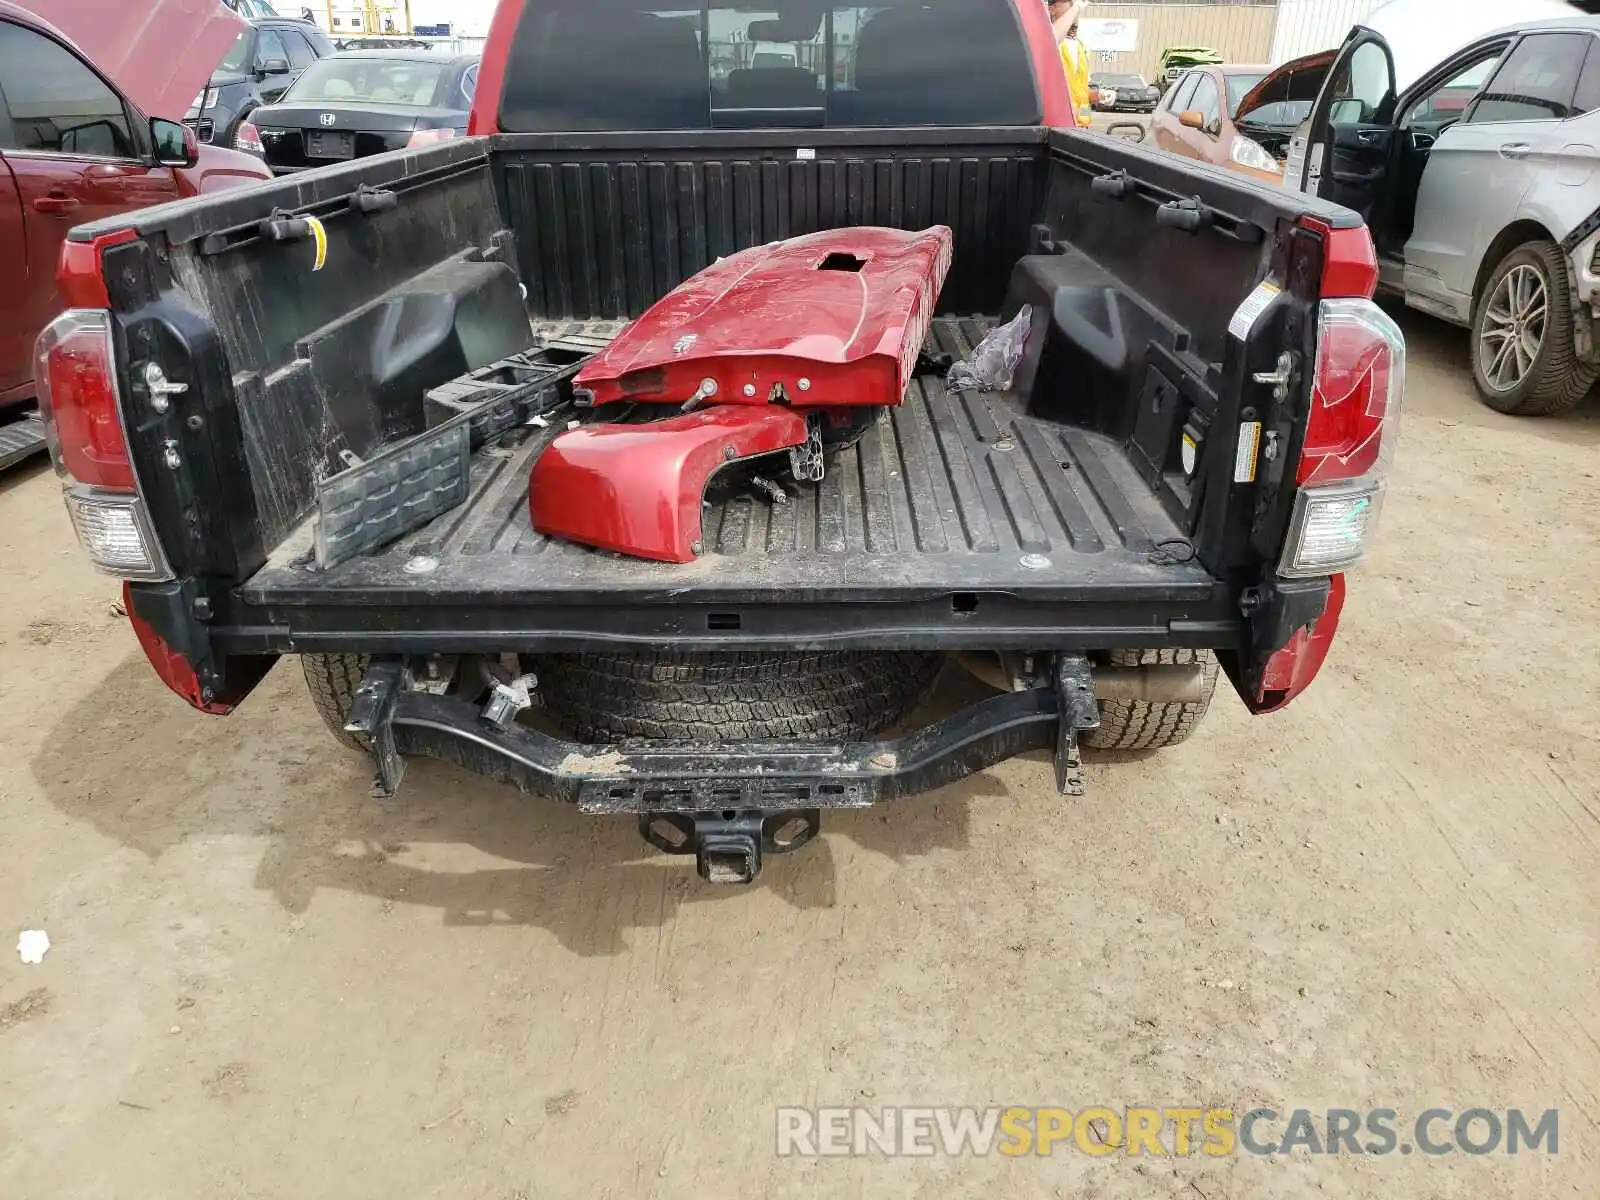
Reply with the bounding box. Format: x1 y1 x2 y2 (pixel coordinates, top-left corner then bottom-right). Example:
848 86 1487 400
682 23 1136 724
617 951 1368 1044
573 226 953 409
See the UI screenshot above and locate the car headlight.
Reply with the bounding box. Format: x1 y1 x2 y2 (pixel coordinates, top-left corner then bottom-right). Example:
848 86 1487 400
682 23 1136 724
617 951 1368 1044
1230 135 1281 173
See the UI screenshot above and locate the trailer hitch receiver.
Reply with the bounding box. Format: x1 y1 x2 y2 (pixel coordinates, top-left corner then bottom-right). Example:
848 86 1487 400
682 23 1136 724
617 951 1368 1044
640 809 822 884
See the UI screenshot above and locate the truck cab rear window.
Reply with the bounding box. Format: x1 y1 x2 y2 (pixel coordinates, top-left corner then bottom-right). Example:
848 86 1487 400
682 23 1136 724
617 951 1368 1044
499 0 1040 132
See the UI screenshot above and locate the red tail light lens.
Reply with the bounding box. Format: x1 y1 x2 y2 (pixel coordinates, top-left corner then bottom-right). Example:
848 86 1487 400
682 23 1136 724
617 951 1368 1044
1299 298 1406 486
407 127 458 148
36 309 134 491
36 309 172 582
1279 298 1406 579
235 120 264 155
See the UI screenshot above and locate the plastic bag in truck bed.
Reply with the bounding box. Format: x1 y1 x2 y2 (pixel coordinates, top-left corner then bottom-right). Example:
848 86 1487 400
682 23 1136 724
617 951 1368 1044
946 307 1032 393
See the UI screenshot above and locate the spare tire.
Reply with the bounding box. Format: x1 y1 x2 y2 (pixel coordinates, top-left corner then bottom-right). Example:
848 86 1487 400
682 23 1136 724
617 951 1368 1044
1083 648 1218 751
533 650 944 742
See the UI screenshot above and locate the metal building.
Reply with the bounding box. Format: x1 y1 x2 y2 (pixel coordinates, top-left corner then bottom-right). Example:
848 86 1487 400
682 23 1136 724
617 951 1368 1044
1267 0 1383 63
1077 2 1281 80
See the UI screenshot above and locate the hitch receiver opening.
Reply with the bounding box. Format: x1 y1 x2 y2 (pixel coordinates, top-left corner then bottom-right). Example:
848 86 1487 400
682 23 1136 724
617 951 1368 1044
640 809 822 884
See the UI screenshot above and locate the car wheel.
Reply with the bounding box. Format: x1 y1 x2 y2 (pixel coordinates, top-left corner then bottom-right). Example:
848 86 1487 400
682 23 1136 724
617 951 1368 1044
1471 240 1598 416
220 106 254 150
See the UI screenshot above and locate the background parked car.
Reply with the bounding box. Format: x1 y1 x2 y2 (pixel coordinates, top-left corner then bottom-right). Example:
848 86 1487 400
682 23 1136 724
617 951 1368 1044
1157 45 1222 86
1229 50 1333 167
1090 73 1161 113
1288 0 1599 414
1150 63 1279 181
185 15 335 149
333 38 435 51
0 1 272 467
238 51 479 170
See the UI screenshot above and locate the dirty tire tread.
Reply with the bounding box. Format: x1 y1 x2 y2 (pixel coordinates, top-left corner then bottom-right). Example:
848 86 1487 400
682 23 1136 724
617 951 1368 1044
534 650 944 742
1472 240 1599 416
1084 649 1218 751
301 653 371 753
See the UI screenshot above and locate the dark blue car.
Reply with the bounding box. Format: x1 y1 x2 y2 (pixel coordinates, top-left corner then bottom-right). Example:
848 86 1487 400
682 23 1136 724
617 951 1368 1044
186 16 336 149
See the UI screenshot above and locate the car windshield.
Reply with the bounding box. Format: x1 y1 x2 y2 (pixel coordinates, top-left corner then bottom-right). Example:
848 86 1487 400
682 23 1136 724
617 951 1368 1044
286 58 452 106
1238 99 1314 127
1098 74 1146 89
217 30 252 74
1224 71 1268 118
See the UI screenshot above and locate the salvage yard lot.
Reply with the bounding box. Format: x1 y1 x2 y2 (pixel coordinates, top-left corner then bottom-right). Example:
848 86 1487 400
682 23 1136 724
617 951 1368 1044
0 306 1596 1197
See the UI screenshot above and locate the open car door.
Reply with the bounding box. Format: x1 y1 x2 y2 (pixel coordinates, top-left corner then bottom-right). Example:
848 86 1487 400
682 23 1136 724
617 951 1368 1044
1300 31 1398 228
1291 0 1582 225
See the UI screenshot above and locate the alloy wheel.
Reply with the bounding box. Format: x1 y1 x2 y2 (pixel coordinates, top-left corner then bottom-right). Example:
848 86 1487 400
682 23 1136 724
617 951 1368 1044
1478 263 1548 392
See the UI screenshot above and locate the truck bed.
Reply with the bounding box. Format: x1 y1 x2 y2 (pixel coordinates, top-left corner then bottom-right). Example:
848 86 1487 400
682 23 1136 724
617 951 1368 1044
236 319 1230 650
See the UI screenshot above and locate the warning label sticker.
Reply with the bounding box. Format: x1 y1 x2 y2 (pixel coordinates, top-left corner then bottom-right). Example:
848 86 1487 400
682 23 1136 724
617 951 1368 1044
1228 281 1281 342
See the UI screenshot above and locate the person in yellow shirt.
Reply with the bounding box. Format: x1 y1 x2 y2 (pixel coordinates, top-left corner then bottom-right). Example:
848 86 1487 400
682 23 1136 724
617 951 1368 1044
1048 0 1093 126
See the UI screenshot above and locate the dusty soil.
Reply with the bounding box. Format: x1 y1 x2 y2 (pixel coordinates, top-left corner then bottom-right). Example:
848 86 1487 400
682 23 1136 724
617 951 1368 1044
0 308 1596 1198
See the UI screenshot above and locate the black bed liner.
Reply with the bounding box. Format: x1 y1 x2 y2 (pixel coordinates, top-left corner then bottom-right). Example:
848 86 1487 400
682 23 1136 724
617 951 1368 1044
233 319 1236 652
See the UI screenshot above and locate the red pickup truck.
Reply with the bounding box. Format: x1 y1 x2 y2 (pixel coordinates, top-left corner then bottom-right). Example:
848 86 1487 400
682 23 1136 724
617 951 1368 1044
0 2 271 468
37 0 1404 883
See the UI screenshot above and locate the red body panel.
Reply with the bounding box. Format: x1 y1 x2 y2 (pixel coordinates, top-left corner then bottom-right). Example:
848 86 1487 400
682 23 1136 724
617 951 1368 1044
574 227 953 409
1301 216 1378 301
469 0 1075 134
124 583 237 715
530 407 810 563
18 0 246 126
0 156 25 406
0 2 271 407
1255 574 1347 713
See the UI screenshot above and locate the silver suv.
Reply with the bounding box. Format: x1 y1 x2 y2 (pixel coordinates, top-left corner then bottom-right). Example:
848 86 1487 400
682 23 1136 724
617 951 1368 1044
1288 0 1600 416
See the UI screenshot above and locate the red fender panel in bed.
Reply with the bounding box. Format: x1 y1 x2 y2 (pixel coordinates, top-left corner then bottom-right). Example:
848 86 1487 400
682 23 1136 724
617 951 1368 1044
530 406 811 563
572 226 954 409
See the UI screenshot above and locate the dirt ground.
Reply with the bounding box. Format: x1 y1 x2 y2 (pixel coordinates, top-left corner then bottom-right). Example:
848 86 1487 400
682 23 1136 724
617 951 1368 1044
0 307 1596 1199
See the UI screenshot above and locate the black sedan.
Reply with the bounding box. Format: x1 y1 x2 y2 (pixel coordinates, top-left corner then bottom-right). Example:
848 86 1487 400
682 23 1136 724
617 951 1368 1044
236 51 480 172
1089 73 1163 114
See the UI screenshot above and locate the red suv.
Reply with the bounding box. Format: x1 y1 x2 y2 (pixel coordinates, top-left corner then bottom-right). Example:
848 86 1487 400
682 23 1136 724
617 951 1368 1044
0 1 272 464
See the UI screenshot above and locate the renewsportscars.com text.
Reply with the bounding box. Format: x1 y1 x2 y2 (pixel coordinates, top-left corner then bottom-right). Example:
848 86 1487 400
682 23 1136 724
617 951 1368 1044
775 1106 1559 1158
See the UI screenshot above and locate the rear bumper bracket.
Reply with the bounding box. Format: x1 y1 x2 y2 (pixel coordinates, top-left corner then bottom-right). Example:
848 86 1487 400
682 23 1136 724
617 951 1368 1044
345 657 407 797
344 652 1101 875
1052 653 1101 797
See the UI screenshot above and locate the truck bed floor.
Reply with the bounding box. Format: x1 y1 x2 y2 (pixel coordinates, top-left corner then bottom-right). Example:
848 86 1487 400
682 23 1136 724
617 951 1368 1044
243 319 1218 616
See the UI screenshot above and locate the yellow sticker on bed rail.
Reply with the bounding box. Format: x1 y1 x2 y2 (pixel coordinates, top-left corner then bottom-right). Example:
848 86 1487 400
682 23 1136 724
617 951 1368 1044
306 214 327 272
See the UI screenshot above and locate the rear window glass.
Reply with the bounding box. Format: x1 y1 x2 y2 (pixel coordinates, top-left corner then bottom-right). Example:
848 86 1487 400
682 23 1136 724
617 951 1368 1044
288 57 452 106
499 0 1039 131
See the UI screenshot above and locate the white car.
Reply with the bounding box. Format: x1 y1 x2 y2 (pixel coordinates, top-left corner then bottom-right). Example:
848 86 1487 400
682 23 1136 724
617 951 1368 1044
1287 0 1600 415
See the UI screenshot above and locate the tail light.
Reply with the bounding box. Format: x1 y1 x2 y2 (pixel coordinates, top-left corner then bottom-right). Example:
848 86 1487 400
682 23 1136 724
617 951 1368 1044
235 120 264 155
1277 219 1405 580
35 310 172 582
407 127 457 148
1278 298 1404 578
